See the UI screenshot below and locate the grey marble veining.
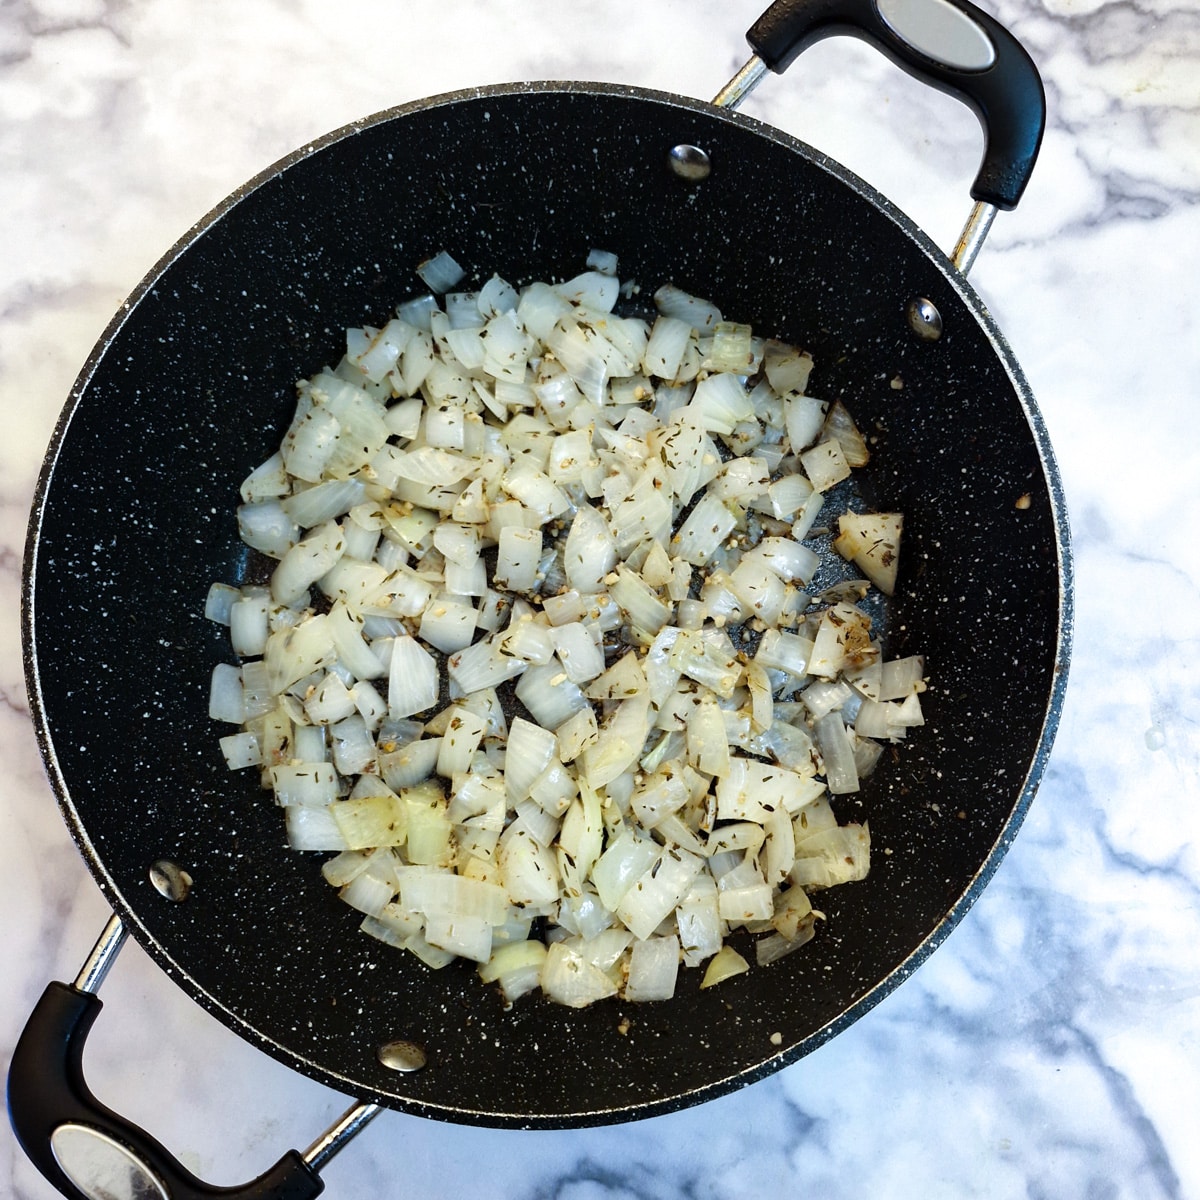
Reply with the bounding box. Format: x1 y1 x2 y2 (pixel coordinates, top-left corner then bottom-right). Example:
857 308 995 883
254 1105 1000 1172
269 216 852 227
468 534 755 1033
3 1 1198 1197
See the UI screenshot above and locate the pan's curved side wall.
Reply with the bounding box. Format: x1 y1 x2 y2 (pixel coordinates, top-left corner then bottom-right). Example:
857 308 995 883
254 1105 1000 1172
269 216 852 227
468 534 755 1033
23 84 1068 1127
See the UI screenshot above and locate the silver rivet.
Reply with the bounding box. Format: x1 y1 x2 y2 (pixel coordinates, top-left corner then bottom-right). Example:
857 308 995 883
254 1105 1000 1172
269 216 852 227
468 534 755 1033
668 144 711 181
149 859 193 903
377 1039 427 1073
906 296 943 341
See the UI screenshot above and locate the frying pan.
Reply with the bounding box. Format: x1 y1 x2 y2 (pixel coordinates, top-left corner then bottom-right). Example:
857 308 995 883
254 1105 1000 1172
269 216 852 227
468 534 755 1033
9 0 1071 1196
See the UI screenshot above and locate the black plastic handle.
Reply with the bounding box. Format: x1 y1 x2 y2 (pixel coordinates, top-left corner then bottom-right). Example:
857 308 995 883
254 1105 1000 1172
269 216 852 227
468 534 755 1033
8 982 324 1200
746 0 1045 208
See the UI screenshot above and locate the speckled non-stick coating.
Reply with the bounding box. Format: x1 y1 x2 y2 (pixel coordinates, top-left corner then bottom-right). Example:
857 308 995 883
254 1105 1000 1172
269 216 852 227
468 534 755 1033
23 83 1070 1127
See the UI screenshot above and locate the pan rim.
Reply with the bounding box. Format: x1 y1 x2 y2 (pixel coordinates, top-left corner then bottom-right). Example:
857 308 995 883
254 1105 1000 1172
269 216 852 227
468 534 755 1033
21 80 1073 1127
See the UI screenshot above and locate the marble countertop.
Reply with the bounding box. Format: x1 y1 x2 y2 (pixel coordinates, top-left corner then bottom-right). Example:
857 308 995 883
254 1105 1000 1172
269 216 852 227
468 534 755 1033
3 1 1197 1197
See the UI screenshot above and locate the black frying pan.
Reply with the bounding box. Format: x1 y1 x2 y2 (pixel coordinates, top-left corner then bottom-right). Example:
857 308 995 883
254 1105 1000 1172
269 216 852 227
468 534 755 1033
10 1 1071 1196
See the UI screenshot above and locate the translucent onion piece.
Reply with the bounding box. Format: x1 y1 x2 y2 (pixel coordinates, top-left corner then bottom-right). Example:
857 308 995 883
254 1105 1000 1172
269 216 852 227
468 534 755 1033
654 284 722 332
564 504 616 593
388 635 439 719
416 250 465 293
624 934 681 1001
540 942 618 1008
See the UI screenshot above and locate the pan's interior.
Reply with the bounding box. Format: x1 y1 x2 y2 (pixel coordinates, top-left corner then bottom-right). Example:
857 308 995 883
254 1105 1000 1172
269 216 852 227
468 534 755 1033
24 84 1067 1127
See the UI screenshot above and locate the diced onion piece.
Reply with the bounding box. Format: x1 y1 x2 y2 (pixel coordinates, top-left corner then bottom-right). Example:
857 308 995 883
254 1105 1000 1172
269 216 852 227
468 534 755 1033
204 582 241 626
556 271 620 311
799 439 852 492
419 595 477 654
564 504 616 593
689 373 754 435
238 501 298 559
321 849 375 889
616 847 704 940
340 869 394 917
271 762 338 807
556 706 599 763
549 622 605 684
822 399 870 467
517 282 573 341
766 473 813 521
654 284 722 332
585 248 619 276
380 737 440 790
285 805 348 852
715 759 807 823
643 315 692 380
784 394 827 452
540 941 618 1008
219 731 260 770
264 615 337 694
327 601 387 682
808 603 876 680
673 493 736 566
580 695 651 789
240 452 290 503
706 322 754 373
416 251 465 293
743 536 819 585
435 707 488 777
764 341 815 395
608 565 671 634
687 694 730 778
330 714 377 775
499 826 560 908
330 793 405 850
700 944 750 989
676 876 722 967
624 935 681 1002
833 511 903 596
271 520 347 607
495 527 543 591
388 635 439 719
447 639 526 696
711 456 770 503
790 823 871 888
504 717 558 802
813 712 860 794
515 663 588 730
209 664 245 724
479 939 548 1003
282 479 367 528
592 828 659 911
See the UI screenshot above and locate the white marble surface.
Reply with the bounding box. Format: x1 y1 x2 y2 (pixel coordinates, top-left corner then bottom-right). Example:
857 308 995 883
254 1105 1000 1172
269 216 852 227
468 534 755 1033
3 1 1198 1197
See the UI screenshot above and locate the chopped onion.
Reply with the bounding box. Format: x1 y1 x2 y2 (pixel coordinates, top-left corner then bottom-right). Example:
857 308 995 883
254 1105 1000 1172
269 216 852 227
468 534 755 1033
388 635 438 719
515 662 588 730
207 254 928 1010
654 284 722 332
813 712 861 794
700 944 750 988
643 315 693 380
416 251 465 293
540 941 618 1007
673 493 736 566
238 500 299 559
624 934 680 1001
495 527 542 592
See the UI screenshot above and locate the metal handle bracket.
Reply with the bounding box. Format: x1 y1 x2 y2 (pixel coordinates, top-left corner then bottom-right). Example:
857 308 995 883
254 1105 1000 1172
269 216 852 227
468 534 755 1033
7 915 380 1200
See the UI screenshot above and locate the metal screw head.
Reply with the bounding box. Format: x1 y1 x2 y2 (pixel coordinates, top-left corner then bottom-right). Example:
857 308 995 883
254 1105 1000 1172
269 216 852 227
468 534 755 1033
668 144 711 181
377 1039 427 1073
906 296 944 341
148 859 193 903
